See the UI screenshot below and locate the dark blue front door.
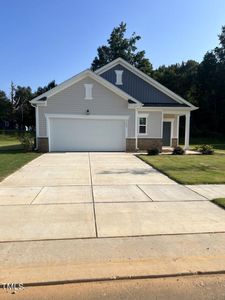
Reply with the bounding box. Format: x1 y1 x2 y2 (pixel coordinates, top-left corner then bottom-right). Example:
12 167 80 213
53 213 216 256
163 122 171 146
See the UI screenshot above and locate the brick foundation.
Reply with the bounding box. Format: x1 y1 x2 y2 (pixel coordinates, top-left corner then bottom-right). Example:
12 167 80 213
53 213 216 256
172 138 178 148
38 137 49 152
126 138 136 151
38 137 163 152
126 138 163 152
138 138 163 151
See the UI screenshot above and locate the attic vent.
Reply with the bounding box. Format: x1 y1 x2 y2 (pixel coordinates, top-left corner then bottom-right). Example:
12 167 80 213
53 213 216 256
84 84 93 100
115 70 123 85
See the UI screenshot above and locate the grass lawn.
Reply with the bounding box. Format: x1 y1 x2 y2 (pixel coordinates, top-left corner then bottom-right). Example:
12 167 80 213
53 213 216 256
212 198 225 210
0 151 41 181
139 154 225 185
0 133 23 151
0 134 40 182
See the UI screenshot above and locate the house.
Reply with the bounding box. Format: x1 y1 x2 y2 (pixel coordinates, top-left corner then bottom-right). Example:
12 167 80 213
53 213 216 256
30 58 197 152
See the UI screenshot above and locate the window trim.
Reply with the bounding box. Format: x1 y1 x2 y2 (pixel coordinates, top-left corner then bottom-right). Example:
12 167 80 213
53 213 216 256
115 70 124 85
138 114 148 135
84 83 93 100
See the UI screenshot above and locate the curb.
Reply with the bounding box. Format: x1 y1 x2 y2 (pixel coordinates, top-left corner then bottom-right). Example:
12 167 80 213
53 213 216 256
2 269 225 288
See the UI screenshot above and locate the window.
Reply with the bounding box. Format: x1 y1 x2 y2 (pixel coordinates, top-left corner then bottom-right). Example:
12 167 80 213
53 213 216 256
115 70 123 85
84 84 93 100
138 117 147 134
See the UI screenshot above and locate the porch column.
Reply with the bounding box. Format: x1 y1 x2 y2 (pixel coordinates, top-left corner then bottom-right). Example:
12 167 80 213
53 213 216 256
184 111 190 150
135 108 138 150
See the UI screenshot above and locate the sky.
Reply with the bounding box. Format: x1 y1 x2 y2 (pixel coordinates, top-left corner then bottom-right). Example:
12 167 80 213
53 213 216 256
1 0 225 96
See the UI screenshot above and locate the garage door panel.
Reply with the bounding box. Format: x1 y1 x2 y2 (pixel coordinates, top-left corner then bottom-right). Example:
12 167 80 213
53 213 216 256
49 118 126 152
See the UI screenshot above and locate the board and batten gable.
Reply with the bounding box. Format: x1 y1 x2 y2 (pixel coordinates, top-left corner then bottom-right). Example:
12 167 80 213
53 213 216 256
38 76 135 137
99 64 179 105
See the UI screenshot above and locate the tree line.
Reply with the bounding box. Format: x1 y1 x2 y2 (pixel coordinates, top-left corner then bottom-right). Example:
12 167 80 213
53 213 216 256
1 22 225 138
0 81 56 130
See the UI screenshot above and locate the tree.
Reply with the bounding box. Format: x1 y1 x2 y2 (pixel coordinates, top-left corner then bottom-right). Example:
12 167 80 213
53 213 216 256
195 25 225 135
215 25 225 64
195 51 218 133
153 60 199 105
91 22 153 75
152 26 225 137
214 26 225 134
0 91 12 121
34 80 57 98
13 86 34 127
10 81 15 104
12 81 57 128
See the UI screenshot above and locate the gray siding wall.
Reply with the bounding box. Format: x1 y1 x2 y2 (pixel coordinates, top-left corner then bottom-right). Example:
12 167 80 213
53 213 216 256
137 111 162 138
100 64 178 105
38 77 135 137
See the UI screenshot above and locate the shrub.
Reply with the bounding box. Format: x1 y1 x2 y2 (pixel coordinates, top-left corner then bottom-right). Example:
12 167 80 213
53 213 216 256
196 144 214 155
172 146 185 155
147 148 160 155
18 132 35 152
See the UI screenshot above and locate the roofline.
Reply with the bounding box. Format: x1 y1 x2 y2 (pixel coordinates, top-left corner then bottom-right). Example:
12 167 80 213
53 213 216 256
95 57 197 109
139 106 198 112
30 69 142 105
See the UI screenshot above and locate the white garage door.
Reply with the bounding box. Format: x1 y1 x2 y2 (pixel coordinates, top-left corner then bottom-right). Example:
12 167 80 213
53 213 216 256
48 117 127 152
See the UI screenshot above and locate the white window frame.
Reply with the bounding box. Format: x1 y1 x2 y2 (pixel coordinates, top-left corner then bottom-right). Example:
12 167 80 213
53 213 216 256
138 114 148 135
115 70 123 85
84 84 93 100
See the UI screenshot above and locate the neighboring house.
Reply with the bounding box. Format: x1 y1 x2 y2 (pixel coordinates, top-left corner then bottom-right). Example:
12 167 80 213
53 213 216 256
30 58 197 152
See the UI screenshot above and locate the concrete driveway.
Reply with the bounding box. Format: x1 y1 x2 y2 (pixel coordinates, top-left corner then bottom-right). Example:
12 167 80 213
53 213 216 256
0 153 225 242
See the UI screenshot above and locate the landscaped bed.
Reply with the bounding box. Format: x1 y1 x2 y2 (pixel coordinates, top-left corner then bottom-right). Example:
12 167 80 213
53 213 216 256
139 154 225 185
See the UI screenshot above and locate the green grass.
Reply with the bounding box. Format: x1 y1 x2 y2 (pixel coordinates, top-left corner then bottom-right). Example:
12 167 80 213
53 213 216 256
0 150 41 181
0 134 40 182
139 154 225 185
0 134 23 151
212 198 225 210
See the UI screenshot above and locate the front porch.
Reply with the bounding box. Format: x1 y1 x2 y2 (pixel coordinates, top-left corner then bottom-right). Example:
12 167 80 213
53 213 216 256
127 110 191 152
162 111 190 150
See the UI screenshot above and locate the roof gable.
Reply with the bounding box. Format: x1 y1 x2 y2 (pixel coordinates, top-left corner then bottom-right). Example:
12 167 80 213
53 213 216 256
95 58 197 109
30 69 141 105
100 63 183 106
